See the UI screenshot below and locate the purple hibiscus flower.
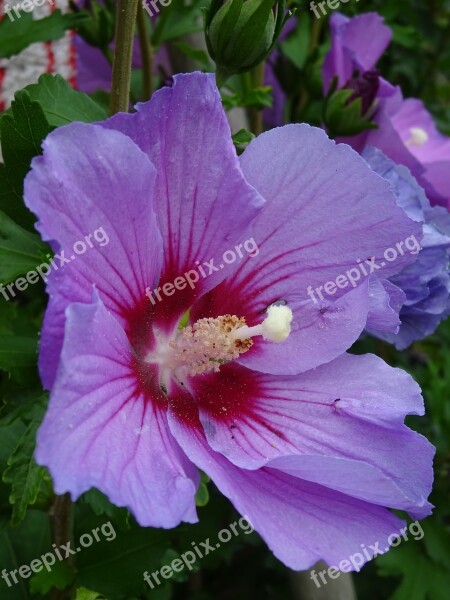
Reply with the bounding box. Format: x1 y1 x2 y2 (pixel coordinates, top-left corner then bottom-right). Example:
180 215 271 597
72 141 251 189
359 90 450 211
364 147 450 349
24 73 433 570
323 12 450 211
322 12 395 104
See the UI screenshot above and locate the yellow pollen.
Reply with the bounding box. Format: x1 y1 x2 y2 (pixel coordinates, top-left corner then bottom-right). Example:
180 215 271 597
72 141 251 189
169 315 253 376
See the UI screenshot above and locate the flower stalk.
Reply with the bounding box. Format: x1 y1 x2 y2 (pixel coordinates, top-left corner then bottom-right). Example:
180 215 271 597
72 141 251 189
49 493 74 600
110 0 140 115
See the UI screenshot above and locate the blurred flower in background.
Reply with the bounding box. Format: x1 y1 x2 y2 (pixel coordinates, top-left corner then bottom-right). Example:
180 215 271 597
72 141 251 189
323 11 450 211
360 90 450 211
322 12 395 102
364 147 450 349
0 0 76 111
0 0 169 109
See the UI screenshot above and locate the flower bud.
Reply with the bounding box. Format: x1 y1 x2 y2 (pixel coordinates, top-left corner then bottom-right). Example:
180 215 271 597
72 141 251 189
323 72 380 138
205 0 288 86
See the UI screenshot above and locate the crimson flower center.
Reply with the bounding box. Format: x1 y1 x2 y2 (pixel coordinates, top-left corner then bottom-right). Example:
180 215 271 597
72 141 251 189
145 305 293 391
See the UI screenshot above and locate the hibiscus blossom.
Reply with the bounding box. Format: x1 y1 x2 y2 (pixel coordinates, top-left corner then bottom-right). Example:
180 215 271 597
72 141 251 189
364 147 450 349
361 90 450 211
323 12 450 211
0 0 76 111
322 12 395 103
25 73 433 570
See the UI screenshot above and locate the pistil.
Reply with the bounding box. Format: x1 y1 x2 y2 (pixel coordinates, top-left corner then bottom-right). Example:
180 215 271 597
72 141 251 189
147 305 293 387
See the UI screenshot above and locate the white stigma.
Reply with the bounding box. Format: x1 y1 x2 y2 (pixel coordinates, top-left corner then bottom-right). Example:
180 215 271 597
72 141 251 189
231 305 293 343
405 127 429 147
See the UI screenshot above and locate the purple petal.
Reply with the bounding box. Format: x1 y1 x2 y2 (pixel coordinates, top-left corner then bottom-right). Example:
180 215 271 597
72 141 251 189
366 277 405 333
192 125 422 374
36 294 199 528
168 405 408 571
363 147 450 347
323 12 392 92
24 123 163 388
74 37 112 93
103 72 265 329
390 98 450 206
189 354 433 518
357 91 450 208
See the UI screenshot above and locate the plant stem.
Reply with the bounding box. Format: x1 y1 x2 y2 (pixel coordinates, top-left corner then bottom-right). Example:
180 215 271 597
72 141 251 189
309 11 324 54
110 0 140 115
289 565 356 600
49 494 74 600
248 61 265 135
137 1 153 101
215 66 233 89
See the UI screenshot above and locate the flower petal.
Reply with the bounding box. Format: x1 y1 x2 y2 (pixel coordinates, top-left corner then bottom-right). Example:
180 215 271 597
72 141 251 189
323 12 392 91
24 123 163 388
36 294 199 528
366 277 405 333
188 353 433 518
193 125 421 374
168 402 407 571
104 72 265 329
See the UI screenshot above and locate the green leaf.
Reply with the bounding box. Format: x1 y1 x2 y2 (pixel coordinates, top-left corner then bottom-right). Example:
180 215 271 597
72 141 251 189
152 0 202 46
0 392 46 431
75 589 106 600
391 24 422 49
422 519 450 571
171 41 213 70
70 2 115 50
18 74 108 128
0 335 38 372
377 527 450 600
232 128 256 151
0 209 47 284
0 91 51 230
195 481 210 507
0 10 87 59
0 510 50 600
81 488 130 531
75 519 172 599
2 408 47 525
222 86 273 110
29 560 75 595
280 15 310 70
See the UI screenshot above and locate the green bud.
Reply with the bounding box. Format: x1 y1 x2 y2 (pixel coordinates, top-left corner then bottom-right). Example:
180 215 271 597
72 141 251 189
323 87 378 138
205 0 288 86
